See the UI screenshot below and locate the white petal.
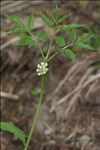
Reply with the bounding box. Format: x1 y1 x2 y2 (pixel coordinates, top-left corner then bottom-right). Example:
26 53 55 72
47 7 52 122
36 69 40 72
41 62 44 66
44 63 48 67
37 73 41 76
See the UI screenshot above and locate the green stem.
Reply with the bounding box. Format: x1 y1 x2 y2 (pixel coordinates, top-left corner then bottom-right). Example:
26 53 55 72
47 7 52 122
24 75 45 150
27 29 45 60
48 51 58 61
46 39 53 59
62 43 73 49
48 43 73 61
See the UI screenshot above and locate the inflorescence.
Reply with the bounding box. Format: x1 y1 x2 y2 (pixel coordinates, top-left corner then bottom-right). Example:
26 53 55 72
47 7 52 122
36 61 48 76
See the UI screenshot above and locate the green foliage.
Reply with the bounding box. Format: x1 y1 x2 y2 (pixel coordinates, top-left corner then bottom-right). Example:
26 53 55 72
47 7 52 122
76 43 94 50
27 15 34 31
36 31 48 41
55 35 65 47
16 36 29 45
31 87 41 96
75 33 94 51
74 33 94 51
60 48 76 60
69 29 77 44
16 35 36 48
94 34 100 49
9 15 24 26
8 28 26 35
0 122 26 145
41 12 55 27
27 37 36 48
88 25 100 49
60 24 85 31
47 12 56 24
77 33 93 43
58 15 70 23
7 6 96 150
54 5 61 21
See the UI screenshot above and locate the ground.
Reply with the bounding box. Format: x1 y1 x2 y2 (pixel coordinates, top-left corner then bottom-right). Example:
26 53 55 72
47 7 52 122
1 1 100 150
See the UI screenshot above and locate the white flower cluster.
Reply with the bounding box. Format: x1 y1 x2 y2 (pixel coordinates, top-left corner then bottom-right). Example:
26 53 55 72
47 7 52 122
36 62 48 76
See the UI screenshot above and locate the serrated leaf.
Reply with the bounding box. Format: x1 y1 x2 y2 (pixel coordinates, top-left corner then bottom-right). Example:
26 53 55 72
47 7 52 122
9 15 24 26
60 24 85 31
58 15 70 23
77 43 94 50
16 35 36 48
0 122 26 145
16 36 29 46
27 36 36 48
61 48 76 60
8 28 26 35
41 12 54 27
69 29 77 43
27 15 34 31
36 31 48 41
55 36 65 47
78 33 93 43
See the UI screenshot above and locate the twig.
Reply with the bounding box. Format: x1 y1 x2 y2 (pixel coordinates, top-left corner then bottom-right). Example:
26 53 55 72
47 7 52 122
56 67 94 106
65 72 100 117
48 52 58 61
50 60 91 112
85 81 98 99
1 37 19 51
52 60 87 96
62 43 73 49
1 1 43 14
1 91 19 100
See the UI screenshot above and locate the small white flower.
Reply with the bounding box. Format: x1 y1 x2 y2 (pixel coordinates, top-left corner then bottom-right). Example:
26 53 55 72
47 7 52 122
41 62 44 66
37 64 42 69
36 61 49 76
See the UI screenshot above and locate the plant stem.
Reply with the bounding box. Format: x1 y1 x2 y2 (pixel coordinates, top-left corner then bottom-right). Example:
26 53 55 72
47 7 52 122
46 39 53 59
62 43 73 49
24 75 45 150
48 51 58 61
27 29 45 60
48 43 73 61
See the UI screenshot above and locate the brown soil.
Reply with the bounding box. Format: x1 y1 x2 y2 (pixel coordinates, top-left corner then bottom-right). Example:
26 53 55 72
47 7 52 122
1 1 100 150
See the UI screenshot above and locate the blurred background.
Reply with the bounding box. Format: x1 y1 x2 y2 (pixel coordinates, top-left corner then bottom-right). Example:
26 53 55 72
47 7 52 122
1 0 100 150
